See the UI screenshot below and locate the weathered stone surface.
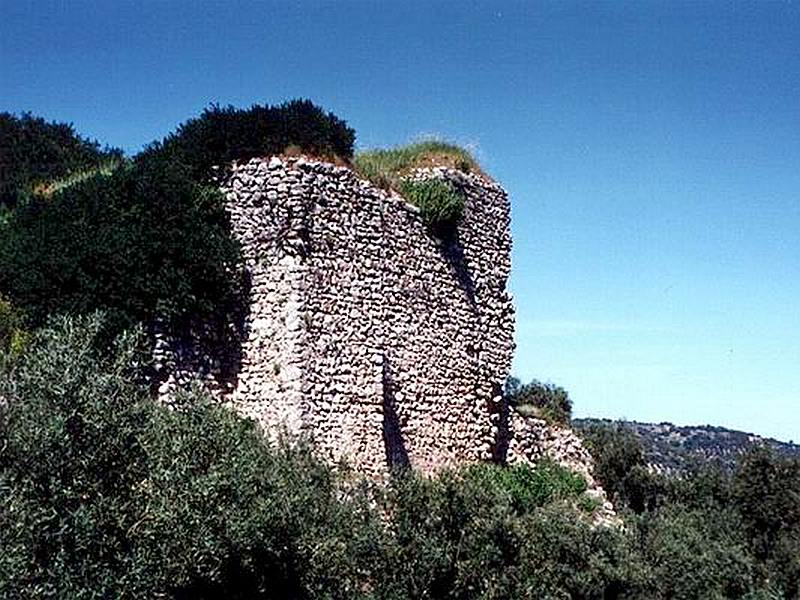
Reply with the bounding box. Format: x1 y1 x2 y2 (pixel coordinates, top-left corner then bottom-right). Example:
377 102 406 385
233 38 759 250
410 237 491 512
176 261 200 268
505 410 618 524
209 157 515 478
153 155 613 520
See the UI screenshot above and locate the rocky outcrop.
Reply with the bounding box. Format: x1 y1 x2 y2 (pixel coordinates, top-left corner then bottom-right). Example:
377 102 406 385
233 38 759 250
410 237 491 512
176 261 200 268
506 411 617 524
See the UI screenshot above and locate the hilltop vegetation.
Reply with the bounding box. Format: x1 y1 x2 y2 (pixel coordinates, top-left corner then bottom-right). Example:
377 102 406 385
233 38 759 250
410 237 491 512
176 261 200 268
575 418 800 473
0 100 354 342
353 140 479 189
0 112 122 207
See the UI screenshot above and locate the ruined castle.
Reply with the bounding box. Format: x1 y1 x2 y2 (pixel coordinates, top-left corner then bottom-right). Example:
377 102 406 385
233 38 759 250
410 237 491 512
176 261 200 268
154 155 611 512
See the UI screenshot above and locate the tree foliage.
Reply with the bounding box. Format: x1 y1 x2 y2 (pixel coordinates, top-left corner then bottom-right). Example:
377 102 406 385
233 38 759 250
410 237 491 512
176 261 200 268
0 112 122 207
582 421 800 598
505 376 573 425
0 314 382 599
0 100 354 337
142 98 356 182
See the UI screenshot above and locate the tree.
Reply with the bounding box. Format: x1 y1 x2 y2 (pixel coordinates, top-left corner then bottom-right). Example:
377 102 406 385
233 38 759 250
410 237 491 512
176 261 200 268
0 112 121 206
578 422 664 513
504 376 573 425
0 314 383 599
733 446 800 596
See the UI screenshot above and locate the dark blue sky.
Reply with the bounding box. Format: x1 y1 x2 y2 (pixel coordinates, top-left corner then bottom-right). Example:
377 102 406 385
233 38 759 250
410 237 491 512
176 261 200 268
2 1 799 440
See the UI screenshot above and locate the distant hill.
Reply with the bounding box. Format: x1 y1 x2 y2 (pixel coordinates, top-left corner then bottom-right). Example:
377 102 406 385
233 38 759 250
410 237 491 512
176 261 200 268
574 418 800 474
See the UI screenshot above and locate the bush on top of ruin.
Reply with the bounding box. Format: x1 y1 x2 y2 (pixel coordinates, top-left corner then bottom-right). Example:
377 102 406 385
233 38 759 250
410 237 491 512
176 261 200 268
140 98 356 180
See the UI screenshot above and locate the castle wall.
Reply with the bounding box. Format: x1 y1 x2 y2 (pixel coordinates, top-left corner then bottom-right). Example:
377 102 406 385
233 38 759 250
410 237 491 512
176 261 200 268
218 156 515 476
151 154 616 518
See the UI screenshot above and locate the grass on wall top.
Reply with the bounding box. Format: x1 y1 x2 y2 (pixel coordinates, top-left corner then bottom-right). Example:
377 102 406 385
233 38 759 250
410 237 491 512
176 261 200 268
352 140 481 190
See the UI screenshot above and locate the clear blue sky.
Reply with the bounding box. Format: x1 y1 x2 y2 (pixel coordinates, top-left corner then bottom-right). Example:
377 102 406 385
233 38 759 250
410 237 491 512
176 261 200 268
2 1 798 441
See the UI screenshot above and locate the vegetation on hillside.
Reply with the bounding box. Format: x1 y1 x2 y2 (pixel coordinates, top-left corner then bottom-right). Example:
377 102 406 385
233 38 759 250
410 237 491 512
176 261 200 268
1 315 607 599
576 417 800 473
0 112 122 207
581 421 800 598
141 99 355 182
0 100 354 338
2 316 798 598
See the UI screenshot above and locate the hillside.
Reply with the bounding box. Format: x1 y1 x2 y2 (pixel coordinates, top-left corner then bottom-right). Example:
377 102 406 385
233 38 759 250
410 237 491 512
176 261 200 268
575 418 800 473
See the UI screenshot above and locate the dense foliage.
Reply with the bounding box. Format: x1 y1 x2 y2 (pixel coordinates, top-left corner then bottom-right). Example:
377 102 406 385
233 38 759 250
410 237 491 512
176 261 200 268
582 422 800 598
0 159 240 334
0 315 382 599
0 316 627 599
398 178 465 234
0 100 353 335
3 316 798 598
0 112 121 206
505 376 573 425
142 99 356 181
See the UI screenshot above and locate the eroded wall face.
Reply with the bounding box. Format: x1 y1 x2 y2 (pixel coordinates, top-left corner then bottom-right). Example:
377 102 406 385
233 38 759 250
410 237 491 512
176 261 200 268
219 156 515 476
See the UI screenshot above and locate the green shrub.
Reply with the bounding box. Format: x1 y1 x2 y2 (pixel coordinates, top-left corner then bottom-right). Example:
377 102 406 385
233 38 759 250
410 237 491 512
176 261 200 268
0 112 122 206
398 178 464 234
0 159 241 335
142 98 355 181
579 421 667 514
464 461 588 514
630 505 755 599
380 466 639 599
505 376 573 425
733 446 800 594
0 101 355 339
0 314 384 599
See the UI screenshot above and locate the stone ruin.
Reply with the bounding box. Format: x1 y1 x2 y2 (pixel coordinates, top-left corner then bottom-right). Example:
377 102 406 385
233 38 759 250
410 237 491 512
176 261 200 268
154 155 613 516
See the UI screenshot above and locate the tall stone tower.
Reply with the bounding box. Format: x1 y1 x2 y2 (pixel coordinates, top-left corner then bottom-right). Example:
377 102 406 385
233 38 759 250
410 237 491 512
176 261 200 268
217 156 515 476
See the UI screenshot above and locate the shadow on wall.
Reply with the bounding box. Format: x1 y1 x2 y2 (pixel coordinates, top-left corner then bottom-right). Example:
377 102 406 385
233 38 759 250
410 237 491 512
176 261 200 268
220 268 253 386
381 356 410 471
151 267 253 398
491 380 510 464
438 230 477 309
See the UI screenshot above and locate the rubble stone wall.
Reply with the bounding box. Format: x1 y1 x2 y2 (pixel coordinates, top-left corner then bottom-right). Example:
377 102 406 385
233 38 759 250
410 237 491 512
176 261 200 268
505 411 617 522
151 154 615 519
218 156 515 477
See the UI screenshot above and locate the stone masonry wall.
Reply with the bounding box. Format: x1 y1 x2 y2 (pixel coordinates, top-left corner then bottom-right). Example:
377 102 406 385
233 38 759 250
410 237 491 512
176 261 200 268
154 154 612 513
218 156 515 477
